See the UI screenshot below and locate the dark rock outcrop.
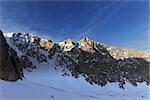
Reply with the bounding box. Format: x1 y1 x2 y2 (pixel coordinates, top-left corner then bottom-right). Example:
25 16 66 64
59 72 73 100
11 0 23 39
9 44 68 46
52 37 150 88
0 30 23 81
20 55 32 68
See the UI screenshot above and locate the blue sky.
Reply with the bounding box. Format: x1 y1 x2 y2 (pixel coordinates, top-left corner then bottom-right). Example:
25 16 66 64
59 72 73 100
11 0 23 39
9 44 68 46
0 1 149 50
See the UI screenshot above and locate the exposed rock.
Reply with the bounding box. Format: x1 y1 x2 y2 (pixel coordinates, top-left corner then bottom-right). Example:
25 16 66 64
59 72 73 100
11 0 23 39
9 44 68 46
26 47 47 63
0 30 23 81
31 35 41 44
40 39 53 51
117 58 150 85
20 55 32 68
59 39 75 51
78 37 98 53
11 32 48 63
48 43 61 59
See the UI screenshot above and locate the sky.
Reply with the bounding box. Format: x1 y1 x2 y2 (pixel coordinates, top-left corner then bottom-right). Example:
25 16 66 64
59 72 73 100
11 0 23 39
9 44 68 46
0 0 149 50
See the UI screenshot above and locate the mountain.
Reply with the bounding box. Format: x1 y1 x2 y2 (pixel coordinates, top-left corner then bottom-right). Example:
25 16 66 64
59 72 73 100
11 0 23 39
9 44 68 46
1 30 150 100
1 31 149 87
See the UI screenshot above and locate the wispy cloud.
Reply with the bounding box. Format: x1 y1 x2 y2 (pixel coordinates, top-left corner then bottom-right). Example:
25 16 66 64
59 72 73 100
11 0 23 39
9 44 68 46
70 1 126 41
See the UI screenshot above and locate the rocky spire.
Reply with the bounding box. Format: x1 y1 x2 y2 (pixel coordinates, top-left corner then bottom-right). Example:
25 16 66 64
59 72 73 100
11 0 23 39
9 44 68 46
59 38 75 51
78 36 98 53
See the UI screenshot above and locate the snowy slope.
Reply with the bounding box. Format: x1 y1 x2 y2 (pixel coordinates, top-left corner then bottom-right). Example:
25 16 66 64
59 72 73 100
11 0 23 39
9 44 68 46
0 60 150 100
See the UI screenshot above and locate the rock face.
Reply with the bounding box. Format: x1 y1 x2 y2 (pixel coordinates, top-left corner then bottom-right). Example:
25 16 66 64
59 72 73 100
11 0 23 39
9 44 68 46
78 37 98 53
59 39 75 51
0 30 23 81
12 32 47 63
40 39 53 51
30 35 41 44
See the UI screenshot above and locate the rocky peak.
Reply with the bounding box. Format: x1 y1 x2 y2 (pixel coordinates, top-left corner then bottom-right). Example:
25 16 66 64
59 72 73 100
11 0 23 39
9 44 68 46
40 39 53 51
59 38 75 51
78 37 98 53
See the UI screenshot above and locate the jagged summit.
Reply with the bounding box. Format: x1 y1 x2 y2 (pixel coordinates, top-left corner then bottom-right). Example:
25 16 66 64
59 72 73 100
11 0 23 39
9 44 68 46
79 36 91 41
59 38 75 51
78 36 94 44
78 36 99 53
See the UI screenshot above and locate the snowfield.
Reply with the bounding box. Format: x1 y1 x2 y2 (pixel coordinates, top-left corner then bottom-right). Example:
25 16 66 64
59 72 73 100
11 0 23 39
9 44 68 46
0 61 150 100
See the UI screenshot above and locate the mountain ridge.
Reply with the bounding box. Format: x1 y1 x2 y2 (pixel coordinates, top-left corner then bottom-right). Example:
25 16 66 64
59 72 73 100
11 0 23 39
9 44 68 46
4 32 149 52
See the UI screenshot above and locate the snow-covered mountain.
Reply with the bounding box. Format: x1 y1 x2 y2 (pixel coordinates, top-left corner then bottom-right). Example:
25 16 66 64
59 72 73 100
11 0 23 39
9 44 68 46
0 31 150 100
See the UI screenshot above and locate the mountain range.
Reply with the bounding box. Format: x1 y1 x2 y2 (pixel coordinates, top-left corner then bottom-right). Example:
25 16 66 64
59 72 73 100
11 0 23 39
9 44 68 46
1 30 149 89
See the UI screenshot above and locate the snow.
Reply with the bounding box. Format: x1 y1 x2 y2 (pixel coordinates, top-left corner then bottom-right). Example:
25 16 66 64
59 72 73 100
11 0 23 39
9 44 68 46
3 32 14 38
0 61 150 100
